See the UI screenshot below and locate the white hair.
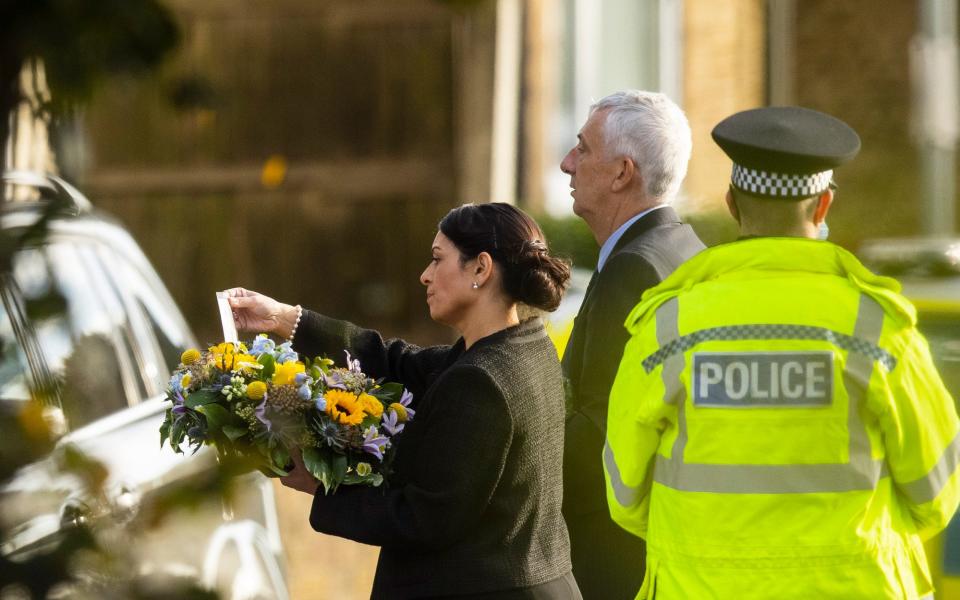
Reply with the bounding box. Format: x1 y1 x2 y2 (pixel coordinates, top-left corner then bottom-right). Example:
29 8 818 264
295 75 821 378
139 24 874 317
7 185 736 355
589 90 692 203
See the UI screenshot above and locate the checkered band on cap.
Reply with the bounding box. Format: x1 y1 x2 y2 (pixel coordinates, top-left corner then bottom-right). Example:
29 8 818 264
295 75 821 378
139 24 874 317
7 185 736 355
732 164 833 198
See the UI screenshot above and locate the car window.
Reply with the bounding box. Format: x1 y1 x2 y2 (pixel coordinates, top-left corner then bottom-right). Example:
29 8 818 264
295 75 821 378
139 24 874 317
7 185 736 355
12 244 133 429
94 243 191 382
0 282 33 402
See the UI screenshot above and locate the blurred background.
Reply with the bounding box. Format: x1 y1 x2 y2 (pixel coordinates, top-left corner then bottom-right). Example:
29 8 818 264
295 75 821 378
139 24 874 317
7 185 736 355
11 0 960 345
4 0 960 598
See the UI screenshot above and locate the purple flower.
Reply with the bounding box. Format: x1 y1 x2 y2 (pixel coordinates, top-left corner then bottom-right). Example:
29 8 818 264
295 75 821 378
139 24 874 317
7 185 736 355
255 397 272 431
323 371 347 390
399 388 415 420
315 394 327 411
172 390 187 415
361 425 389 461
344 350 362 374
295 372 310 386
382 409 404 436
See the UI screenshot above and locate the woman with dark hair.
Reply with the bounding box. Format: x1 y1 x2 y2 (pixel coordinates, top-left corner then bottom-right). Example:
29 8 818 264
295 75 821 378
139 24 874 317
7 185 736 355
226 202 581 599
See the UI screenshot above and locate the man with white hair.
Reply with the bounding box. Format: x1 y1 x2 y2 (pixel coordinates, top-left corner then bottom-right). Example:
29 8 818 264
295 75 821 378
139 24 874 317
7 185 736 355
559 90 704 598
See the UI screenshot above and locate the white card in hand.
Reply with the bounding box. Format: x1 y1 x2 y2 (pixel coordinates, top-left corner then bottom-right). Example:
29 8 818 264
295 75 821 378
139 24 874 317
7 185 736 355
216 291 238 343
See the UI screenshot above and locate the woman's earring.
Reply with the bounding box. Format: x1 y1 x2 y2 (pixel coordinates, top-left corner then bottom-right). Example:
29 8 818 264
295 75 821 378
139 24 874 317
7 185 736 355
471 282 479 289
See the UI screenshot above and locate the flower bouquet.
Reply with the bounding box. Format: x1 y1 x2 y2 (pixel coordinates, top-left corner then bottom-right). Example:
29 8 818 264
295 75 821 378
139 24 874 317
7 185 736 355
159 335 414 493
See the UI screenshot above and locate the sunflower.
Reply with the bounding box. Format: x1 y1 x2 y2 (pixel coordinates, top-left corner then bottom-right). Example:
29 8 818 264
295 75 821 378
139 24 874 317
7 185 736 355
324 389 365 426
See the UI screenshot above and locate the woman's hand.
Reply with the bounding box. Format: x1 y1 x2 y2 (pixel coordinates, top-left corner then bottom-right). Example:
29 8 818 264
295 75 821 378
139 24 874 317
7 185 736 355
222 287 299 338
279 449 319 496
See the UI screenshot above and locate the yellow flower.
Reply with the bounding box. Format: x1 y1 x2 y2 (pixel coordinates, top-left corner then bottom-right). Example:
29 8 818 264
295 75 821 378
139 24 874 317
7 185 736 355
356 462 372 477
247 381 267 400
340 410 365 426
181 374 192 389
324 389 365 426
233 353 259 373
181 348 201 365
210 342 251 371
389 403 409 422
359 393 383 419
272 361 306 386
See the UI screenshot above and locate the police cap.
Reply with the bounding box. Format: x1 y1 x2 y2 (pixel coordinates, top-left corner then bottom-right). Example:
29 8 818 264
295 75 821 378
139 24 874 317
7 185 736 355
711 106 861 199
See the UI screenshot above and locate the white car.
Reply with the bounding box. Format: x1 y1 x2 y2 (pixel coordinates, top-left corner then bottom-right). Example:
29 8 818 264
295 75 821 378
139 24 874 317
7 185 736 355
0 172 289 599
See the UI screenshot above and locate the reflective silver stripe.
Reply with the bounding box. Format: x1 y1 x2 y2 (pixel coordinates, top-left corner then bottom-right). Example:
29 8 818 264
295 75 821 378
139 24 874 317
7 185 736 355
899 429 960 504
604 439 645 507
656 298 685 407
845 295 884 483
654 455 886 494
605 298 682 508
649 292 890 495
656 298 689 465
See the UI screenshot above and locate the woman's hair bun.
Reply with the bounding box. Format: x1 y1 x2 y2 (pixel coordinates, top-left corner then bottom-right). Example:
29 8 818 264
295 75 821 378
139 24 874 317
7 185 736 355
509 239 571 311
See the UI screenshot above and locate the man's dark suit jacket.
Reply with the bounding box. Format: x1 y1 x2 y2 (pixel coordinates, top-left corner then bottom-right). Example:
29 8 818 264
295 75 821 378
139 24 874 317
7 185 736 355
561 206 704 599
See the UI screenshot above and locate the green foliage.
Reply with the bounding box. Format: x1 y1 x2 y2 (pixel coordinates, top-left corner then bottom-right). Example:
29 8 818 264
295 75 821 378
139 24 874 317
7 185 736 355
683 209 740 247
258 353 276 380
344 471 384 487
0 0 179 115
222 424 247 441
301 446 374 495
535 212 599 271
195 403 233 433
302 447 333 491
185 389 220 408
373 381 404 403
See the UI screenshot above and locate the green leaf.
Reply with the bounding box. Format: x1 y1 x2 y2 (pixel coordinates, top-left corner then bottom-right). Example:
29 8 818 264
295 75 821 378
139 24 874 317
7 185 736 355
360 414 381 429
196 403 231 433
222 424 247 441
330 454 348 492
342 472 383 487
185 389 221 408
159 414 171 447
170 421 185 451
302 447 333 494
373 382 403 402
271 445 291 471
258 353 276 380
259 461 290 477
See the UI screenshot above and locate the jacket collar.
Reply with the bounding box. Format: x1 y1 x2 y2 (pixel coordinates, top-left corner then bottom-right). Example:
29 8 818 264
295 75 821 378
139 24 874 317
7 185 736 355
451 317 547 357
610 205 682 256
624 238 916 332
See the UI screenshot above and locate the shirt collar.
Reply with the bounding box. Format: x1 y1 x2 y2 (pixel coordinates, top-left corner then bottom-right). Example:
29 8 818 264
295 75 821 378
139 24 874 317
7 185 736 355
597 204 668 271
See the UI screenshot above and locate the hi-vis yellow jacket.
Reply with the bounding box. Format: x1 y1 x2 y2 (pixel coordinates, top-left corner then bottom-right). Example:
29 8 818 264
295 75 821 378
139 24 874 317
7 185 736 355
604 238 960 600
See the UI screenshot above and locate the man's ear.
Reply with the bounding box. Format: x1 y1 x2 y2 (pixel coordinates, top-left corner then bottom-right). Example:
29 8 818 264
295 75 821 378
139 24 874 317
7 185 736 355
812 189 834 225
725 188 740 224
611 157 637 193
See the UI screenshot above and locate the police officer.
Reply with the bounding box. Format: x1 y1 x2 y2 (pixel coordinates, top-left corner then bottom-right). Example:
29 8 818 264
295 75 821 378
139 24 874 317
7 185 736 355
603 106 960 599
